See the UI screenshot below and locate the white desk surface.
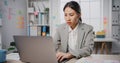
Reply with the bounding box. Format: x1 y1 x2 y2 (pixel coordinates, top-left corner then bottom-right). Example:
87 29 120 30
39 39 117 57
94 38 117 42
76 54 120 63
7 53 20 60
6 53 120 63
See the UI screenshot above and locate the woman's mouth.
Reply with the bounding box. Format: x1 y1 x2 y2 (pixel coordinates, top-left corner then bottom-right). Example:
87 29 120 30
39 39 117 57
67 21 72 25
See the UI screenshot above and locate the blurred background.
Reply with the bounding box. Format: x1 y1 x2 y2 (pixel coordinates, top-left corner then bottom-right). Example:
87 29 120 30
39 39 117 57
0 0 120 54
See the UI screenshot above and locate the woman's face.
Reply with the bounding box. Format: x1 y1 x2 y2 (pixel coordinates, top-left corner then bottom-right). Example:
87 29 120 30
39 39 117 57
64 7 80 27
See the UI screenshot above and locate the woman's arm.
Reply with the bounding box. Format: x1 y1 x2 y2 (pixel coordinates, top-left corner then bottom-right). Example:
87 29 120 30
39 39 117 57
53 28 61 52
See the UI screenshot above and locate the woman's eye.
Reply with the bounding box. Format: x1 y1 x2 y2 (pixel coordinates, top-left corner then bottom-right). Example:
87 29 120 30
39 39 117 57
70 14 74 16
64 14 67 16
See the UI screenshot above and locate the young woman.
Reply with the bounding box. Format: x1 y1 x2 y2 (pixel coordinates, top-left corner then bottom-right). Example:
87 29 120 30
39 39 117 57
54 1 94 63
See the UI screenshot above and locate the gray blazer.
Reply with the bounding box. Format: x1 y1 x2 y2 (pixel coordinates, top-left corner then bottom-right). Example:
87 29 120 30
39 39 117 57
53 22 94 58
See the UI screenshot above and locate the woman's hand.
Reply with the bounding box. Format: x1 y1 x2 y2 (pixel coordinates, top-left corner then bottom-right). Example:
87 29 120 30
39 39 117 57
56 52 74 62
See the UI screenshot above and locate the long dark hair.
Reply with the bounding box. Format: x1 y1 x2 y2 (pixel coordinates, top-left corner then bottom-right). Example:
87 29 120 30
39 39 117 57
63 1 82 21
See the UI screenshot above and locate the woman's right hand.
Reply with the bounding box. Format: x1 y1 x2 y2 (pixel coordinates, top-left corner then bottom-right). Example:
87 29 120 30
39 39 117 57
56 52 74 62
56 52 66 62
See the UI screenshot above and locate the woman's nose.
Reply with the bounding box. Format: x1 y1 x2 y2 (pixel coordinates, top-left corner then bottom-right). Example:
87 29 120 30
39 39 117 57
66 16 70 21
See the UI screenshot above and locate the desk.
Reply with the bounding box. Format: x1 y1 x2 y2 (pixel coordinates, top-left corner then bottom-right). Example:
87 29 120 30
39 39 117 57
6 53 120 63
76 54 120 63
94 38 117 54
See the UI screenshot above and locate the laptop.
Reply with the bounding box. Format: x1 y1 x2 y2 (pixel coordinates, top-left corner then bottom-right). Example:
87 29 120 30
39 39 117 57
14 36 58 63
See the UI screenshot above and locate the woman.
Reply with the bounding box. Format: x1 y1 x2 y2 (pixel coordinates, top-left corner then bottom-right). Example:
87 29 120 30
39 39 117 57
54 1 94 63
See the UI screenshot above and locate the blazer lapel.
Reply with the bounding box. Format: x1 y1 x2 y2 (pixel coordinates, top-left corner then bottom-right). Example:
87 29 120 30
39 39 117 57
63 25 69 52
77 23 85 48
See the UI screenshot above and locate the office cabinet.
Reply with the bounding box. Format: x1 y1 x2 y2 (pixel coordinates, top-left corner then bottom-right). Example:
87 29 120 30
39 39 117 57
27 0 50 36
112 0 120 39
112 26 120 39
110 0 120 53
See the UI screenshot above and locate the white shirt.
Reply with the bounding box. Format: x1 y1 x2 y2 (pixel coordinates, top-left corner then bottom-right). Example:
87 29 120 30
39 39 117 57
68 24 79 51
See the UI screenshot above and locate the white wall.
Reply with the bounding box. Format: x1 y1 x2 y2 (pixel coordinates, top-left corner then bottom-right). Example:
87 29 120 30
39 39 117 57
103 0 112 38
50 0 61 37
1 0 27 50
